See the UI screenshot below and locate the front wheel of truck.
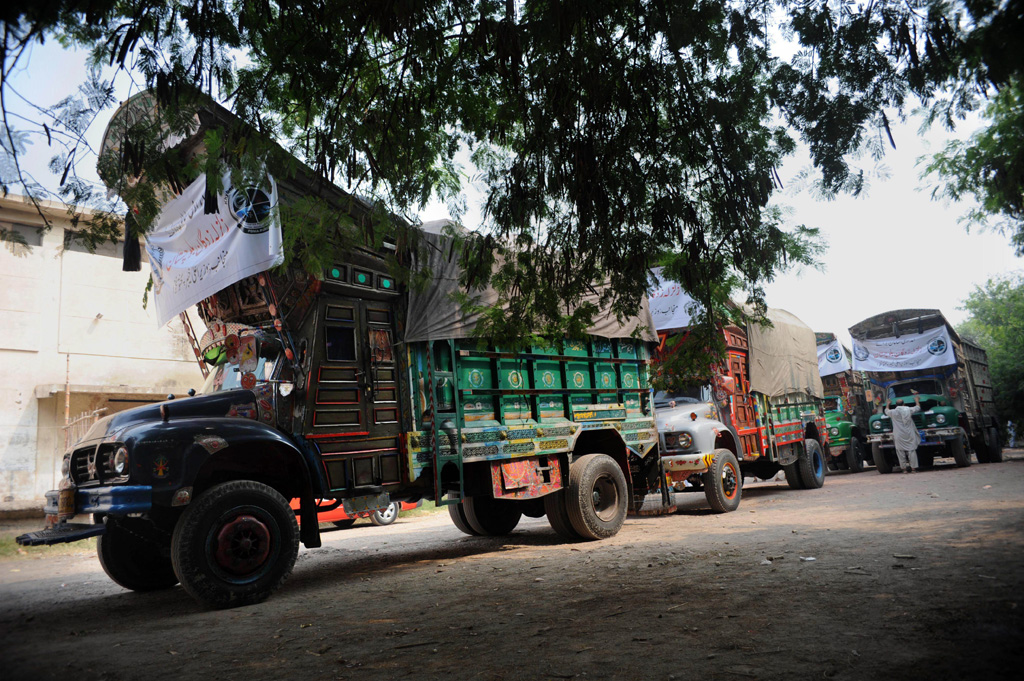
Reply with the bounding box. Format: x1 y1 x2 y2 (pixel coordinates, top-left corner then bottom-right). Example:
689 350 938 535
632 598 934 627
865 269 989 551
846 438 866 473
566 454 628 540
171 480 299 609
463 496 522 536
703 449 742 513
873 443 892 474
950 437 971 468
98 517 179 592
797 439 826 489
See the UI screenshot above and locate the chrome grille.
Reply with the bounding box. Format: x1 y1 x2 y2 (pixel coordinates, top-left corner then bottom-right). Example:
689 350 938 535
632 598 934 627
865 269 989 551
70 443 127 485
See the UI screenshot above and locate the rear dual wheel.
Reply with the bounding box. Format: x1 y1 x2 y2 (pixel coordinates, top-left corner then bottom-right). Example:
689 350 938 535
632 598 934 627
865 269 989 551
448 496 522 536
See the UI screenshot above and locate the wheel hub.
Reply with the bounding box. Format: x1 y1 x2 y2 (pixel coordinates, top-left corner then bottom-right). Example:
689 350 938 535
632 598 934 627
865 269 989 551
592 475 619 521
214 514 271 576
722 464 738 498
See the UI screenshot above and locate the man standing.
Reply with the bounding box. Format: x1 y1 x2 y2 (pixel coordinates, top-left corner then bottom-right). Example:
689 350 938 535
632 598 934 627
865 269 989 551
884 389 923 473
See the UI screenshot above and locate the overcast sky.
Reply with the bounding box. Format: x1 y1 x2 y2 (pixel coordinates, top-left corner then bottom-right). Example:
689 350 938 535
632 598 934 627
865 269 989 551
9 38 1021 347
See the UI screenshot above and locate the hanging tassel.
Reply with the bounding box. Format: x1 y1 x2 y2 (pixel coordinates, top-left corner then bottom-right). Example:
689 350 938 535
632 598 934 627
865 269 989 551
204 174 219 214
122 210 142 272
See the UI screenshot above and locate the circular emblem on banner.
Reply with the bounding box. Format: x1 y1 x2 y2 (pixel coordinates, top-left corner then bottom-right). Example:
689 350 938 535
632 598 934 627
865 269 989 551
928 338 947 355
228 180 276 234
508 371 523 388
573 372 585 388
542 371 555 388
853 344 869 362
826 347 842 363
468 369 484 388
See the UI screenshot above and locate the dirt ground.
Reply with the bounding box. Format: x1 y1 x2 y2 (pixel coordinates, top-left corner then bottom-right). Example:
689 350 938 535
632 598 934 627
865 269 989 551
2 452 1023 681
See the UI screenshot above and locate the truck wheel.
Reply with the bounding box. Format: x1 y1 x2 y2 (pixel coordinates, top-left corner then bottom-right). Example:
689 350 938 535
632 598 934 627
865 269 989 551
703 449 741 513
98 518 179 592
566 454 628 540
846 438 865 473
171 480 299 609
370 502 401 526
783 462 805 489
950 436 971 467
544 490 581 540
447 502 480 536
987 427 1004 463
872 443 892 474
797 439 826 489
463 496 522 536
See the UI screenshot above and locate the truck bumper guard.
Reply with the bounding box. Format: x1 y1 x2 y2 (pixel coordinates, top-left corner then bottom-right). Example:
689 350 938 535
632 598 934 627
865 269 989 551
15 485 153 547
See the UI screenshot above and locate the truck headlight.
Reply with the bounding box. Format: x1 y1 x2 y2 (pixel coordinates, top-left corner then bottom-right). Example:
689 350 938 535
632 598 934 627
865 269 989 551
830 427 839 436
679 433 693 449
872 421 882 431
111 447 129 475
935 414 946 424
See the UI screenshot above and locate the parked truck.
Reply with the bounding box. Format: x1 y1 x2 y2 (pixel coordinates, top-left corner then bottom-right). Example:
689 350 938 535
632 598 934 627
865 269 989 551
849 309 1002 472
17 93 663 608
815 332 872 472
653 306 831 512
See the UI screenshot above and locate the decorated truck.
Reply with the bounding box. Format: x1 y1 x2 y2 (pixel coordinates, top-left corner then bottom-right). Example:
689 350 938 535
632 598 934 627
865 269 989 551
815 332 872 472
849 309 1002 472
17 93 662 608
649 274 830 511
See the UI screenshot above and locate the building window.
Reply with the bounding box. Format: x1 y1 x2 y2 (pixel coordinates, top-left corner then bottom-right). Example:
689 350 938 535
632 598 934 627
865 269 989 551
1 222 43 249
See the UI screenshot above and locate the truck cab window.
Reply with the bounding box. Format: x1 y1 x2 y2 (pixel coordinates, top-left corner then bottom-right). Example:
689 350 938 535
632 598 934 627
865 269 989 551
326 326 356 362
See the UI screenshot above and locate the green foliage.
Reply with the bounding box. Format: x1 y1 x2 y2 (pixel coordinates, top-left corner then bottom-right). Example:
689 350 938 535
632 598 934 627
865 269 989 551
958 273 1024 425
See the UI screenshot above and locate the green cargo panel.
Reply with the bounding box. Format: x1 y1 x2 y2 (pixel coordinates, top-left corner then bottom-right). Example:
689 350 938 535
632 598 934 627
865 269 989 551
592 338 614 359
563 339 589 357
533 360 567 421
595 362 618 404
567 361 593 408
616 339 639 359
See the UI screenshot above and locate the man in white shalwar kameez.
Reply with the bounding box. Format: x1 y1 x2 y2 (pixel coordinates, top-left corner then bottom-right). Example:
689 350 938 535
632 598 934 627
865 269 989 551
883 390 923 473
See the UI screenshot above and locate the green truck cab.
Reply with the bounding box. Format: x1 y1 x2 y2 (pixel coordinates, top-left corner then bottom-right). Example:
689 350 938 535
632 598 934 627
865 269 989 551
815 332 871 472
850 309 1002 472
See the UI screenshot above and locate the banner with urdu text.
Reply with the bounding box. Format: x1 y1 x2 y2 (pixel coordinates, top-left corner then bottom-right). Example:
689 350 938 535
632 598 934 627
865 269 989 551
146 172 283 327
649 267 700 331
817 338 852 378
851 325 956 373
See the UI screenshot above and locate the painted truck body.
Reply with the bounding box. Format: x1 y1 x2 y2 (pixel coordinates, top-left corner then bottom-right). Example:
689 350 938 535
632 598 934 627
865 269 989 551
815 332 872 473
18 93 661 609
655 314 830 513
849 309 1002 472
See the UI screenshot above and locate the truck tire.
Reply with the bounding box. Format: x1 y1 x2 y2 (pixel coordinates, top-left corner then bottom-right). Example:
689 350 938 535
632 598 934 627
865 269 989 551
703 449 742 513
987 427 1004 463
566 454 628 540
797 439 826 489
463 496 522 536
950 436 971 468
370 502 401 526
872 443 892 474
846 438 865 473
98 518 179 592
171 480 299 609
544 490 581 540
783 461 805 489
447 502 480 536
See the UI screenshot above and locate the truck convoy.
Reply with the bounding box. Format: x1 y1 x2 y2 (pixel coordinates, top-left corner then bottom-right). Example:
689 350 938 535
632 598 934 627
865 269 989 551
849 309 1002 472
17 93 663 608
815 332 872 472
651 295 830 511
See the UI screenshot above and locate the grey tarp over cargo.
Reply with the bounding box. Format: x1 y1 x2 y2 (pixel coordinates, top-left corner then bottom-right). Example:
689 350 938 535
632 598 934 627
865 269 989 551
746 307 824 399
405 222 658 343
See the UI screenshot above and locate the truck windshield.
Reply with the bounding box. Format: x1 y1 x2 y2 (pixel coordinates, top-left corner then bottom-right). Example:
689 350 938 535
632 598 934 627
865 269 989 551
654 386 708 408
889 379 942 399
199 356 277 394
824 397 840 411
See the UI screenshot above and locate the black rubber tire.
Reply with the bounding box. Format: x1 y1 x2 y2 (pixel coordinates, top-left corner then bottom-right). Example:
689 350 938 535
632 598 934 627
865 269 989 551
566 454 629 540
873 443 892 474
447 502 480 536
783 461 804 489
544 490 581 540
331 518 357 529
988 427 1004 463
370 502 401 526
517 498 547 518
798 439 826 489
974 436 991 463
171 480 299 609
703 449 742 513
463 496 522 536
951 436 971 467
97 518 179 592
846 438 865 473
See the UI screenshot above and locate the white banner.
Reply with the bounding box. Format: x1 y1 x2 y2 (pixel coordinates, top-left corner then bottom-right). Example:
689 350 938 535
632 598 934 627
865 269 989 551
851 326 956 372
649 267 700 331
146 172 283 327
817 338 852 377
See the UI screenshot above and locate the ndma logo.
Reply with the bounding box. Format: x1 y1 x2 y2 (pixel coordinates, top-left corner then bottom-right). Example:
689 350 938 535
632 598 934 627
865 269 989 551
228 181 276 234
826 347 842 363
928 337 947 355
853 344 869 361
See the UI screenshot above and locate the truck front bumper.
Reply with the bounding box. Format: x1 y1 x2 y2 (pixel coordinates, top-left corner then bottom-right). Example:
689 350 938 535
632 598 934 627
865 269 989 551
662 452 712 476
868 428 961 448
16 485 154 547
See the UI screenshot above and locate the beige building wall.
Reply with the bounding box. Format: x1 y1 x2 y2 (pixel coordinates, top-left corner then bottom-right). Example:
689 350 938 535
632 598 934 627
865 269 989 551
0 196 204 512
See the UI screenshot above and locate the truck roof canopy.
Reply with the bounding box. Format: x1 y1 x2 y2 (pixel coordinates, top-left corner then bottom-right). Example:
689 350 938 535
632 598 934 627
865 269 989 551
848 309 961 342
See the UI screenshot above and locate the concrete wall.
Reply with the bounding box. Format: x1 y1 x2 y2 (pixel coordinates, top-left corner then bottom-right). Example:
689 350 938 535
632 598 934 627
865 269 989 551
0 197 204 512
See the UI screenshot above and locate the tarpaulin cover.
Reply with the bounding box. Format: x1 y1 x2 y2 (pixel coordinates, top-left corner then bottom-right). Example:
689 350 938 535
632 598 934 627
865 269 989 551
405 224 657 343
746 308 824 398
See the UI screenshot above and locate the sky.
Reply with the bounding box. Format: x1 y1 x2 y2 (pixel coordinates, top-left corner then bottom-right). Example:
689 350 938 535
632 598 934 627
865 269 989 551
7 38 1021 350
